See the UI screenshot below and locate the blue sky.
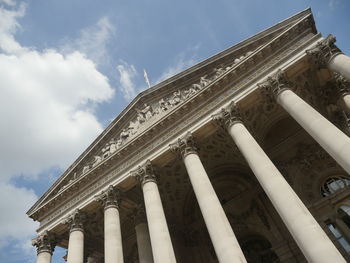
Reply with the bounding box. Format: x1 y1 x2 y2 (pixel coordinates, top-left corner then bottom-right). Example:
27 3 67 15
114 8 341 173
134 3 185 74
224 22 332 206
0 0 349 262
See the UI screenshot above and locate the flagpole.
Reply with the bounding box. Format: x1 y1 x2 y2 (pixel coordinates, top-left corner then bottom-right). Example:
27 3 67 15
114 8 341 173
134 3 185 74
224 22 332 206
143 69 151 89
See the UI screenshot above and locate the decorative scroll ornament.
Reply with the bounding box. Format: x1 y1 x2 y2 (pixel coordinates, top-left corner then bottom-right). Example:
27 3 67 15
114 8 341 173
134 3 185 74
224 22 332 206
334 73 350 96
32 231 56 255
133 204 147 225
212 101 242 130
64 209 86 232
306 34 342 68
170 132 198 158
131 160 157 186
258 69 292 99
95 185 121 209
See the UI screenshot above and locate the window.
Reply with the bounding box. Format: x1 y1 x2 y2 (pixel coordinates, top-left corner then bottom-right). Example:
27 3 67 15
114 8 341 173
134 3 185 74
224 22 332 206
321 176 350 197
327 223 350 253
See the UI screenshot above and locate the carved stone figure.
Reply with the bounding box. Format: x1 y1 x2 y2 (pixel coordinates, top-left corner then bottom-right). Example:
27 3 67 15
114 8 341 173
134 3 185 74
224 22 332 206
92 155 102 167
116 138 123 148
169 91 181 106
82 165 90 174
214 67 225 78
158 98 168 112
184 86 197 99
137 103 153 123
199 76 210 87
120 128 129 140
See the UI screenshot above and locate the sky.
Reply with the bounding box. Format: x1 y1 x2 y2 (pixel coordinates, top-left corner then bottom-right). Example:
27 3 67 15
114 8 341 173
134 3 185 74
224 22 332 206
0 0 349 262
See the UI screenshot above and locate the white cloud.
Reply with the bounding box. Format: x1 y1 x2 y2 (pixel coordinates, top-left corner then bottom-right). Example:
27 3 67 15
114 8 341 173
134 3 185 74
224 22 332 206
0 0 115 256
0 50 114 181
0 1 26 54
0 0 16 6
0 183 38 240
61 17 115 65
116 61 138 100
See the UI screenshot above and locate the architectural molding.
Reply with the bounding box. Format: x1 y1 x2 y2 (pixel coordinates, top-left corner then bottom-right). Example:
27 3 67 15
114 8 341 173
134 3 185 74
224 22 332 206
334 73 350 96
258 69 294 99
170 132 199 158
64 209 86 233
131 160 157 186
212 101 242 130
95 185 121 210
32 231 56 255
306 34 342 68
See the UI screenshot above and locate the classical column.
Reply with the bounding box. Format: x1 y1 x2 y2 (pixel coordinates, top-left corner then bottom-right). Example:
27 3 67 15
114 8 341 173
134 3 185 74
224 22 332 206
32 231 56 263
260 70 350 175
213 103 346 263
65 209 86 263
134 205 154 263
306 34 350 80
334 73 350 113
96 185 124 263
132 161 176 263
170 133 247 263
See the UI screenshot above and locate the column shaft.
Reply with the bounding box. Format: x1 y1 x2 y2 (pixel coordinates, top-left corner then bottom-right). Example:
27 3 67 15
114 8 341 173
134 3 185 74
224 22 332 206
135 222 154 263
227 121 346 263
105 206 123 263
142 181 176 263
277 89 350 174
329 54 350 81
67 229 84 263
183 153 247 263
36 252 52 263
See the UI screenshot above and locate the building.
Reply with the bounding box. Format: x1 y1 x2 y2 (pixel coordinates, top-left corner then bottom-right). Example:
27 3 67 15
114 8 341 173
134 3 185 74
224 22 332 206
27 8 350 263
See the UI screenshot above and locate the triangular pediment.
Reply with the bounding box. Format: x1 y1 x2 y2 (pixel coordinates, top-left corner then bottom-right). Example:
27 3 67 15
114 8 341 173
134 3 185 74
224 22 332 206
28 8 316 220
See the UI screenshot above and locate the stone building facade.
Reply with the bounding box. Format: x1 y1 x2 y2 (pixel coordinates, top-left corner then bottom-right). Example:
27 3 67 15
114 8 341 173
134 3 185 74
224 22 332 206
28 8 350 263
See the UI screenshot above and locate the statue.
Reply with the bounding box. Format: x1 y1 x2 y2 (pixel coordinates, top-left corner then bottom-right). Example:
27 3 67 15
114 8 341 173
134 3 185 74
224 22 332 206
116 138 123 149
120 128 129 140
92 155 102 167
199 76 210 87
169 91 181 106
137 103 153 123
214 67 225 78
102 139 118 159
184 86 197 99
82 165 90 174
158 98 168 112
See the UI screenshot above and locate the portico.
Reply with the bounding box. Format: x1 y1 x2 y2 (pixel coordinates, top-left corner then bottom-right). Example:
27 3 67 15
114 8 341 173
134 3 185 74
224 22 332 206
29 9 350 263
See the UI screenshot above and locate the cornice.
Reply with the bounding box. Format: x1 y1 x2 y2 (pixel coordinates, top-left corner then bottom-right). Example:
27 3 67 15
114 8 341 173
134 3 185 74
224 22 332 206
28 10 318 225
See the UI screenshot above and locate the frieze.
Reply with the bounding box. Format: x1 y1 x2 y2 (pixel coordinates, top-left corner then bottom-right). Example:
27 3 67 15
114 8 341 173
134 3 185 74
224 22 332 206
37 26 319 231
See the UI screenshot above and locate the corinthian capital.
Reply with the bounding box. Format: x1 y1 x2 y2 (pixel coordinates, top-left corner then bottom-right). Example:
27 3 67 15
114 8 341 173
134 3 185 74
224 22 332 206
32 231 56 255
258 69 292 99
334 73 350 96
212 101 242 130
64 209 86 232
95 185 121 209
131 160 157 186
306 34 342 67
170 132 198 158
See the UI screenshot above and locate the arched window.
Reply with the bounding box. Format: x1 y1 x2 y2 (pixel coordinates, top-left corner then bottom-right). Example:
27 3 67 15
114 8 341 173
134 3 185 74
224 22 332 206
321 176 350 197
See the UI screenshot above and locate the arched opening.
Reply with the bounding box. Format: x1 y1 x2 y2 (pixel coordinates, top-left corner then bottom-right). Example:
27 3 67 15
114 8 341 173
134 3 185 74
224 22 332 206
320 176 350 197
